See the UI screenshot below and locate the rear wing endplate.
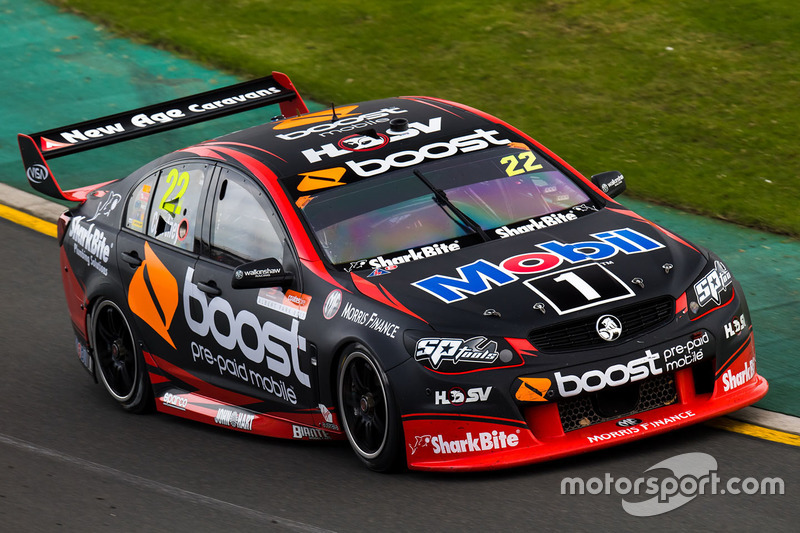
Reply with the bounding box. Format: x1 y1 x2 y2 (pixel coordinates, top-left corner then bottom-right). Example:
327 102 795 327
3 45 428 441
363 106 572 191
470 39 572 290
19 72 308 201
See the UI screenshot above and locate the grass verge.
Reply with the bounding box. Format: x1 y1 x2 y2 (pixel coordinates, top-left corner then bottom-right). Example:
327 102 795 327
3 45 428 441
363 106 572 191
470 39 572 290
47 0 800 236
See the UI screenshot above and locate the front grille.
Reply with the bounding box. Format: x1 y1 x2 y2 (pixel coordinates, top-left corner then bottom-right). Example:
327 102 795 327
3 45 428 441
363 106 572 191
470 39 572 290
558 373 677 432
529 296 674 352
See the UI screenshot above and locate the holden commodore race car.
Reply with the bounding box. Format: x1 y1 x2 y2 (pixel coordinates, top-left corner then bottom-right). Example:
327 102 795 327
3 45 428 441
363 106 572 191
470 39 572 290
19 73 767 472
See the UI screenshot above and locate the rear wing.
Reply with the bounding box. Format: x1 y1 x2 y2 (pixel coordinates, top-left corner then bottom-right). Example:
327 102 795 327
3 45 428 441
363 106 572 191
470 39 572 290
18 72 308 202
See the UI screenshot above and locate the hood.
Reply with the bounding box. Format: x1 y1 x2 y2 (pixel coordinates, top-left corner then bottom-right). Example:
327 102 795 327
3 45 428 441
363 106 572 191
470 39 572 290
362 207 707 337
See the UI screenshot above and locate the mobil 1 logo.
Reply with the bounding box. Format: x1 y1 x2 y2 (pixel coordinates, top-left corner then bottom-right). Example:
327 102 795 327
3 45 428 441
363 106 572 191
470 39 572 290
524 263 635 315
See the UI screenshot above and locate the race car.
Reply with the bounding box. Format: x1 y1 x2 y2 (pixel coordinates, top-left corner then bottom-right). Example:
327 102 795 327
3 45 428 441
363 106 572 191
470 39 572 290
19 72 768 472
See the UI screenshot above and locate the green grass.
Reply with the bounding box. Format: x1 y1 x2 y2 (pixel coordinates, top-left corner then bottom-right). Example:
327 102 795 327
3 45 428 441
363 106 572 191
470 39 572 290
48 0 800 235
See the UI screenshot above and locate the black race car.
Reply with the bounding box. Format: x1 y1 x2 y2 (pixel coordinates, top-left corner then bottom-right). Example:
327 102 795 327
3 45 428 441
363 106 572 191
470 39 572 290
19 73 767 471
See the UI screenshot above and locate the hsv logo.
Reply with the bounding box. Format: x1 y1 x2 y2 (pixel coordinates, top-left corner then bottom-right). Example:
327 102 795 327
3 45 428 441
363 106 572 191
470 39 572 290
296 167 347 192
128 242 178 348
724 313 747 339
435 386 492 406
300 117 443 164
514 377 552 402
413 228 663 303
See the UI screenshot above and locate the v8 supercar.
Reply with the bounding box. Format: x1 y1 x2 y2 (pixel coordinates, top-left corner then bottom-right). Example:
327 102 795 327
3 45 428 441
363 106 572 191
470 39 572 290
19 73 767 471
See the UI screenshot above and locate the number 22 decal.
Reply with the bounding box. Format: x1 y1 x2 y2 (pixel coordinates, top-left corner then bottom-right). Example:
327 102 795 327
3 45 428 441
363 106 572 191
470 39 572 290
159 168 190 215
501 151 543 176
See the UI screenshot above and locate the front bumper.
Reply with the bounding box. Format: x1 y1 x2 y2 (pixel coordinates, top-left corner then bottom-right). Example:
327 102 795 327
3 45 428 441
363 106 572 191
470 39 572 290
402 333 767 471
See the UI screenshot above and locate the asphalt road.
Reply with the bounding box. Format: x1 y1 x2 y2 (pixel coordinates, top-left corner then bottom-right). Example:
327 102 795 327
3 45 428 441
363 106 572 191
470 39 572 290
0 217 797 532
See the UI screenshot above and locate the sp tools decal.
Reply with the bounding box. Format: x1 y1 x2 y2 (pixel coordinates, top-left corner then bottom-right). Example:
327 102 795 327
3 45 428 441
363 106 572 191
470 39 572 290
514 377 551 402
127 242 178 348
694 261 733 307
296 167 347 192
415 336 500 369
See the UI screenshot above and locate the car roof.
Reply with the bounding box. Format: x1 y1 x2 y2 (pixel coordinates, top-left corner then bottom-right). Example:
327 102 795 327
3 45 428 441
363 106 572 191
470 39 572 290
206 96 501 182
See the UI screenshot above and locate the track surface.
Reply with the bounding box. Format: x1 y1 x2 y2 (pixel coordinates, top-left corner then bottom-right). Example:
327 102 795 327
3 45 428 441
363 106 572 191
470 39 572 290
1 217 796 531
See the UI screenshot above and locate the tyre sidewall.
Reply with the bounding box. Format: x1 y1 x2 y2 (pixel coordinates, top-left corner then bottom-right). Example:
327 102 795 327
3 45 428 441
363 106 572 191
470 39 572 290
337 345 404 472
91 299 153 413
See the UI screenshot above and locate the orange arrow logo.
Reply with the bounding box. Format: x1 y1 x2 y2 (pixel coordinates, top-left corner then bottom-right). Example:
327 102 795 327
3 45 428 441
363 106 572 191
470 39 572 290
515 377 551 402
297 167 347 192
128 242 178 348
273 105 360 130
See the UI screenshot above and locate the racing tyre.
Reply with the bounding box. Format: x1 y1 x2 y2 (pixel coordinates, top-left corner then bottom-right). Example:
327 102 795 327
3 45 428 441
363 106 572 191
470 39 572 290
337 345 404 472
91 300 153 413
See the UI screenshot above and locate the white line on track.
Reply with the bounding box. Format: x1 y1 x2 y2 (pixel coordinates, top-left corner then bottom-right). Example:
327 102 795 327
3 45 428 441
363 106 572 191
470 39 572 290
0 432 337 533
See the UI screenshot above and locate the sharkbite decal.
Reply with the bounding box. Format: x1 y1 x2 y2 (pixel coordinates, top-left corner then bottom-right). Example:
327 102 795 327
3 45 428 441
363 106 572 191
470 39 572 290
413 227 663 304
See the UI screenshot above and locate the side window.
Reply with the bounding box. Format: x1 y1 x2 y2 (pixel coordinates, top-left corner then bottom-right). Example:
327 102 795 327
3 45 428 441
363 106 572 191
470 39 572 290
147 162 208 252
209 168 286 267
124 173 157 233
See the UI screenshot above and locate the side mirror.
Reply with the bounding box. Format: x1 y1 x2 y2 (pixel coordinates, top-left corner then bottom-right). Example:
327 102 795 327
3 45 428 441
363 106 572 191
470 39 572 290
591 171 626 198
231 258 294 289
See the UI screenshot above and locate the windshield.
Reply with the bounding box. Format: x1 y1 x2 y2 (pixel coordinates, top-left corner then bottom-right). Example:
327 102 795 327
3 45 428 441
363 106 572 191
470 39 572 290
299 144 595 268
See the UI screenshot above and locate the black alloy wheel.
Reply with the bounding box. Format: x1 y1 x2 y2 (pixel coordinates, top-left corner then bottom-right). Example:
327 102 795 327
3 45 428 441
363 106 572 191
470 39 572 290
337 346 403 472
91 300 153 413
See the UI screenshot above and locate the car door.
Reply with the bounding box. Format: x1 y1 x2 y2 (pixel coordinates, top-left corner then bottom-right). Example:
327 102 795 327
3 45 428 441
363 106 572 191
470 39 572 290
187 164 316 412
117 160 211 371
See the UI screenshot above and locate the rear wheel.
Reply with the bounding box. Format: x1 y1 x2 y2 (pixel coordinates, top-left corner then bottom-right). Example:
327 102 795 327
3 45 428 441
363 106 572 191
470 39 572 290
337 346 403 472
91 300 153 413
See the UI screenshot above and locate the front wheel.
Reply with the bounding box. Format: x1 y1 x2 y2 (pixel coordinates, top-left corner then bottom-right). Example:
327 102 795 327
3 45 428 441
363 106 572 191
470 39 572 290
337 346 404 472
91 300 153 413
